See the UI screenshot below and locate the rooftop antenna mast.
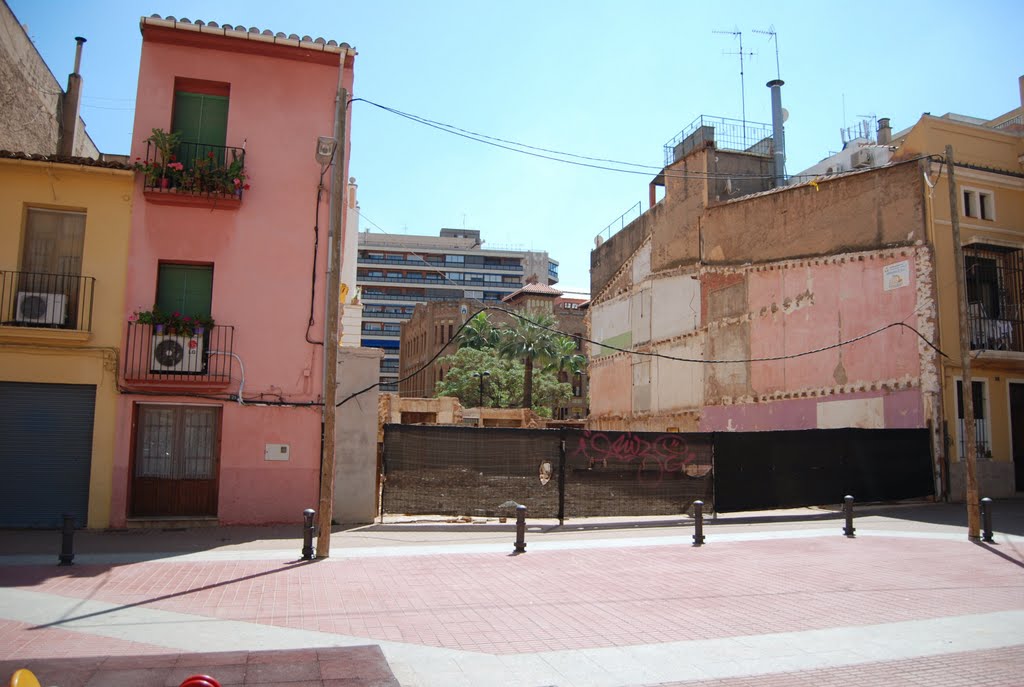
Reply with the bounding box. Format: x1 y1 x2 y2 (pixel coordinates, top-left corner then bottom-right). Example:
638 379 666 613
713 28 755 147
753 26 780 80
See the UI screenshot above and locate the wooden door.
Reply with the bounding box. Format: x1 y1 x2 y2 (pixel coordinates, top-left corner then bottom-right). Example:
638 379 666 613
131 404 220 517
1012 383 1024 493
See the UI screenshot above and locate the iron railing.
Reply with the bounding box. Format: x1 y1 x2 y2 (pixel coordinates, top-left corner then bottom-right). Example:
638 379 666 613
663 115 774 166
123 322 235 384
358 256 524 272
0 270 95 331
142 140 246 200
965 244 1023 353
597 201 642 243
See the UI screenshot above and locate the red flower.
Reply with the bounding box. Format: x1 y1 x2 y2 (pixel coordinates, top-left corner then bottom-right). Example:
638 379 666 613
169 154 176 162
208 151 215 159
243 184 251 190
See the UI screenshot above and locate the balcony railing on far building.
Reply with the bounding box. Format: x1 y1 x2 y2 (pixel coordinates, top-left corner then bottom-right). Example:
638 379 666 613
0 270 95 331
965 244 1023 353
123 321 235 386
141 140 247 202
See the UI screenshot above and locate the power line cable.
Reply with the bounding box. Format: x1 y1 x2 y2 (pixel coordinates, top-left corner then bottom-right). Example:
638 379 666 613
352 97 945 183
338 304 948 408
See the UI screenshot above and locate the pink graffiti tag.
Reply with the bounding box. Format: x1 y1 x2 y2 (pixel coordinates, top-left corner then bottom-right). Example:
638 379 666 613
571 431 709 484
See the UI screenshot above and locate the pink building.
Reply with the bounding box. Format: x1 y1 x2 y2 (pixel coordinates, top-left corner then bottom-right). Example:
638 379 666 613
112 16 355 526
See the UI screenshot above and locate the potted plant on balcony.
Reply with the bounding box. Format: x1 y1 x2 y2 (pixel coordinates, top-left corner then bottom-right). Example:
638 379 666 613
130 307 215 337
144 128 182 189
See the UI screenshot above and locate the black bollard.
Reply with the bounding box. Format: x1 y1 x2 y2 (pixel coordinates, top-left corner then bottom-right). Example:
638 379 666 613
58 513 75 566
981 497 994 543
693 500 705 547
843 495 856 537
513 504 527 553
301 508 316 560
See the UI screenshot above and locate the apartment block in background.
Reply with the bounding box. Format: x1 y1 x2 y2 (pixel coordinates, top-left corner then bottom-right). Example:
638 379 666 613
357 228 559 391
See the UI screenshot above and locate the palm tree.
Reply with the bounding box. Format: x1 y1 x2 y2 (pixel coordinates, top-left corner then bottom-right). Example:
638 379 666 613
456 311 498 350
497 310 561 409
545 335 586 378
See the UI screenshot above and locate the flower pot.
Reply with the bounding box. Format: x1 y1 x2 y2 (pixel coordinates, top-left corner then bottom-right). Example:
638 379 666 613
159 177 170 190
154 324 165 334
194 326 205 336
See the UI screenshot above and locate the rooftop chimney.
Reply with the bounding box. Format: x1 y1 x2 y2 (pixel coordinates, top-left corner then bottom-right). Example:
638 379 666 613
877 118 892 145
58 36 86 157
767 79 786 187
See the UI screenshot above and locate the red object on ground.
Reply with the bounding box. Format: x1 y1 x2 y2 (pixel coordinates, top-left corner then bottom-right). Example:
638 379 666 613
179 676 221 687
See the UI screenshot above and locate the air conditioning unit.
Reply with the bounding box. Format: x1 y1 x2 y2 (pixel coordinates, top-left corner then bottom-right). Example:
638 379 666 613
16 292 67 325
849 149 873 169
150 333 205 374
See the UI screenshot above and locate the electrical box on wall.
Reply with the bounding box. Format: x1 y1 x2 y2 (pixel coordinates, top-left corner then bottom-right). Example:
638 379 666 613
265 443 290 461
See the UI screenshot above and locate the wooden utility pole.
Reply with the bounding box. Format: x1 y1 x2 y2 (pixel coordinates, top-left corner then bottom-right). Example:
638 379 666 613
946 145 981 540
316 82 348 558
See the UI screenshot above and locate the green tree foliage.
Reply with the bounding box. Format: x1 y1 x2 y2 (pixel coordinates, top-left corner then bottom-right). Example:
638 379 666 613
455 311 499 350
436 346 570 412
496 310 563 409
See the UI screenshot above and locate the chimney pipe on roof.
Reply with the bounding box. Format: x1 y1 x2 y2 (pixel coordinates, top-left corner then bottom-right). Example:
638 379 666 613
767 79 786 187
58 37 86 157
877 117 892 145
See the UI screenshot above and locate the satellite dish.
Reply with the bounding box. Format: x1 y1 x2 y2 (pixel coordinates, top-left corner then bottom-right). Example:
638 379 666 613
460 305 468 316
781 108 789 123
594 235 604 247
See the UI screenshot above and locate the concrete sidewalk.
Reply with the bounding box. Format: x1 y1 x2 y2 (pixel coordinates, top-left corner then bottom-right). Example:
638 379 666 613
1 501 1022 686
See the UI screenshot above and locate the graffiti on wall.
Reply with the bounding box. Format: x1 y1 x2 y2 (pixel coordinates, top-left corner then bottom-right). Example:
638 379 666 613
569 430 713 483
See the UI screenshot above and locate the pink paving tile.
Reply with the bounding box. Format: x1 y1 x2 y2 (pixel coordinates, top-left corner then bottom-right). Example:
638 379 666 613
647 645 1024 686
0 619 174 660
5 536 1024 656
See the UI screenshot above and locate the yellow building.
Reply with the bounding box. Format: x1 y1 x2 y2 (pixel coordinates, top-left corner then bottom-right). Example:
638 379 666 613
895 75 1024 499
0 153 133 528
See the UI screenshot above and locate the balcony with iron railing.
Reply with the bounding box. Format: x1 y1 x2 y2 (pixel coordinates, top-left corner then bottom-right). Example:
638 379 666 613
965 244 1024 354
0 270 95 340
140 140 247 208
122 321 235 389
357 255 524 272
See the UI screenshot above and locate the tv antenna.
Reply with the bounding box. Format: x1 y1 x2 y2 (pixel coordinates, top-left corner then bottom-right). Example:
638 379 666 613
753 26 780 80
713 28 755 146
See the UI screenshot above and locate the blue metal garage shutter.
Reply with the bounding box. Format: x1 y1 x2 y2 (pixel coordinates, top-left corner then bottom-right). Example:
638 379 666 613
0 382 96 528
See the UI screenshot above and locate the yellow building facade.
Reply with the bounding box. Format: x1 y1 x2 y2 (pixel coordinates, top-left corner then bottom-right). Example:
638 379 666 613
0 155 133 528
896 75 1024 499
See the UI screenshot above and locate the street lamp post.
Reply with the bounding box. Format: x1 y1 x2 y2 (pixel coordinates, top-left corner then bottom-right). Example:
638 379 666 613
472 370 490 426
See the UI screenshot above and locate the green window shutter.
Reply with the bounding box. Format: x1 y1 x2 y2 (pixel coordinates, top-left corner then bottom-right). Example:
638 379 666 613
172 92 229 166
171 93 204 144
198 95 229 147
157 264 213 319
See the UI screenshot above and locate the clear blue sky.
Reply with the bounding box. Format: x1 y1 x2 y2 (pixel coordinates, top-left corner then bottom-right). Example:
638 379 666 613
10 0 1023 292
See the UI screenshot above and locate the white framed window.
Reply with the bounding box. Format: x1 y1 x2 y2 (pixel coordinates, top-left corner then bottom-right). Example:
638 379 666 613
962 187 995 221
956 378 992 460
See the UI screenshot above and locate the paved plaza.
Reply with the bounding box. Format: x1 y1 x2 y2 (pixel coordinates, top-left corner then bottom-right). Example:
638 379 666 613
1 502 1022 686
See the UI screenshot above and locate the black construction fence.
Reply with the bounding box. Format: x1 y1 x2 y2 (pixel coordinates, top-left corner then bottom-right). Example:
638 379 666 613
381 425 933 520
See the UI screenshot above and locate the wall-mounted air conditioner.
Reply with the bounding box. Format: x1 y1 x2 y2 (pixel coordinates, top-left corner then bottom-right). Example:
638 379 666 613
849 149 873 169
16 292 67 325
150 333 205 373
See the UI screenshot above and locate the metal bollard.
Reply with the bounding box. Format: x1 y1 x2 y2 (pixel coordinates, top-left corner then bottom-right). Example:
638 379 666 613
58 513 75 566
843 495 856 537
513 504 527 553
301 508 316 560
981 497 994 543
692 500 705 547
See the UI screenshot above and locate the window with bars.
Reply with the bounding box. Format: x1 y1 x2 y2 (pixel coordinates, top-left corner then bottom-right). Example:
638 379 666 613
964 243 1023 352
956 380 991 460
135 405 219 479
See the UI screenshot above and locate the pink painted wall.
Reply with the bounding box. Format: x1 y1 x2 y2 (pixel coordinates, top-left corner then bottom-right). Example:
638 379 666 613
700 389 924 432
111 33 354 526
747 256 921 395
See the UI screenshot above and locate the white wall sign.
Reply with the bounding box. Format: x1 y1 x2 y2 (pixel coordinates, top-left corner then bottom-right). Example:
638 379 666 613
883 260 910 291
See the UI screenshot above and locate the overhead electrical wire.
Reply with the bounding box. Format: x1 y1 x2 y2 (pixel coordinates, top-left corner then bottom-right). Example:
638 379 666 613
352 97 945 183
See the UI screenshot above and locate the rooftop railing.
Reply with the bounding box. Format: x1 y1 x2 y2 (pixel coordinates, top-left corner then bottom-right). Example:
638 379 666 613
663 115 774 166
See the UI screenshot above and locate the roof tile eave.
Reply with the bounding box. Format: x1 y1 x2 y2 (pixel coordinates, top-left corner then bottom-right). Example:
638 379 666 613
140 15 356 56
